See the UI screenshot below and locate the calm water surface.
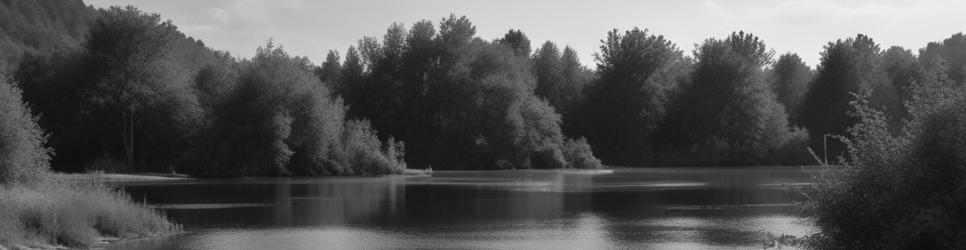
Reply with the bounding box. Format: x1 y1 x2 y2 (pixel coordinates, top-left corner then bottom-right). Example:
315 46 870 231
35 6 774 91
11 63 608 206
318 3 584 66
109 167 819 250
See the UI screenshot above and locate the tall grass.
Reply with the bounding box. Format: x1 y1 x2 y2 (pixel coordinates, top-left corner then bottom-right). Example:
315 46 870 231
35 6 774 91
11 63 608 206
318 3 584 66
0 176 179 248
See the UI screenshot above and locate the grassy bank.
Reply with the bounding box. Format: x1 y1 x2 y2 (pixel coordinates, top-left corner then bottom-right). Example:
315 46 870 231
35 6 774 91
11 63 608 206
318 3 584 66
0 176 179 248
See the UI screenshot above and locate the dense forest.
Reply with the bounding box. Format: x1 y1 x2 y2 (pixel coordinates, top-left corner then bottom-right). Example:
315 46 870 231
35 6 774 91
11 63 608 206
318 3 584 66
2 0 965 175
2 0 965 248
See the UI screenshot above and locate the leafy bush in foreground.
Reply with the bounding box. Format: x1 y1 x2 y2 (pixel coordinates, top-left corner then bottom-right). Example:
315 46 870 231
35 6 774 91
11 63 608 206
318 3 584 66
0 73 50 185
804 69 966 249
0 177 179 248
1 61 177 249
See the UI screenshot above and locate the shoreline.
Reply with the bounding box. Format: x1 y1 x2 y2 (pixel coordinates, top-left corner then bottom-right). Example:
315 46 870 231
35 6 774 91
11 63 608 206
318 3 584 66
55 166 820 183
58 172 195 182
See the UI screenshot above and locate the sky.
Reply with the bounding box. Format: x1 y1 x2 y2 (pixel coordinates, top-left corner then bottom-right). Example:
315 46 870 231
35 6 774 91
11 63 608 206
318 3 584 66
86 0 966 68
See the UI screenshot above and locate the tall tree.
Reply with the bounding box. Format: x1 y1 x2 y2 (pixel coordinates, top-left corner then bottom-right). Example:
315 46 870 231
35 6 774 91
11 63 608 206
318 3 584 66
800 34 890 159
533 41 564 106
769 53 812 124
670 32 807 165
496 29 531 57
317 50 342 91
329 15 600 170
78 6 203 170
881 46 918 121
196 42 405 177
532 42 593 135
919 33 966 87
582 28 690 165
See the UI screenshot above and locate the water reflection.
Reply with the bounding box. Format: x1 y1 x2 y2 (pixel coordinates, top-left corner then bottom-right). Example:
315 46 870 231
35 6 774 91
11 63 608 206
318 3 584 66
113 167 818 249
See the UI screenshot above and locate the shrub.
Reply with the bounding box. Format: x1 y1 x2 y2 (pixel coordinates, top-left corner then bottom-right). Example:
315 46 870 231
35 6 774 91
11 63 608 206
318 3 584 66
804 89 966 249
0 74 50 185
562 137 602 169
0 177 179 248
335 120 407 175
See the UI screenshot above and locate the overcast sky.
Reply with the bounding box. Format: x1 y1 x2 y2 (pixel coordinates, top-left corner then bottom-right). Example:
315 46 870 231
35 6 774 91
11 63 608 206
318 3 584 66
87 0 966 68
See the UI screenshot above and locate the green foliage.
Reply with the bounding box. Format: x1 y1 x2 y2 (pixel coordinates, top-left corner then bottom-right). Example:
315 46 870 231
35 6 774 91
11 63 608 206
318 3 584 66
727 31 775 67
331 120 407 175
562 137 602 169
13 6 208 172
532 41 594 136
82 6 204 170
16 2 966 176
919 33 966 87
582 27 690 165
496 29 531 57
0 0 94 65
330 17 600 170
769 53 812 124
881 46 918 119
317 50 343 91
196 42 405 177
434 38 570 169
805 63 966 248
669 32 808 165
0 74 50 184
0 177 179 247
193 60 239 114
800 34 895 160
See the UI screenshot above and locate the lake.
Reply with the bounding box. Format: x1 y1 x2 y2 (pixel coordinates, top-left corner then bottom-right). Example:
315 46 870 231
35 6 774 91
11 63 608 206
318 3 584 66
108 167 819 249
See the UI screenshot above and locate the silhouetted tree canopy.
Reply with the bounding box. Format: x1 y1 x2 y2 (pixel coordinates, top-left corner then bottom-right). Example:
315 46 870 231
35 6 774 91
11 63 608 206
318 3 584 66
668 32 808 165
769 53 812 124
881 46 918 121
0 0 95 65
581 28 690 165
919 33 966 87
329 16 600 170
532 41 594 128
194 42 405 177
317 50 342 91
800 34 892 160
4 0 966 182
14 6 205 172
496 29 531 57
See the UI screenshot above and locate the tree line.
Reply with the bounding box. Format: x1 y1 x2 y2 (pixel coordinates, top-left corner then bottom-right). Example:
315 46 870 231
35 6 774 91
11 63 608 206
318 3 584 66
6 4 407 177
3 0 966 175
804 37 966 249
327 20 966 168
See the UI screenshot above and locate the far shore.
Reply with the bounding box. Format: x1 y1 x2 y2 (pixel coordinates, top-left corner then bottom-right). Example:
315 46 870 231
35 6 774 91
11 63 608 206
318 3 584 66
58 172 195 182
54 166 824 183
57 168 434 183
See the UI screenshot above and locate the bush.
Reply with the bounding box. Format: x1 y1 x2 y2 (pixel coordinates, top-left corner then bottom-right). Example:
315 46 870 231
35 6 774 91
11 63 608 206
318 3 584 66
0 75 50 185
804 89 966 249
562 137 602 169
0 177 179 248
334 120 407 175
